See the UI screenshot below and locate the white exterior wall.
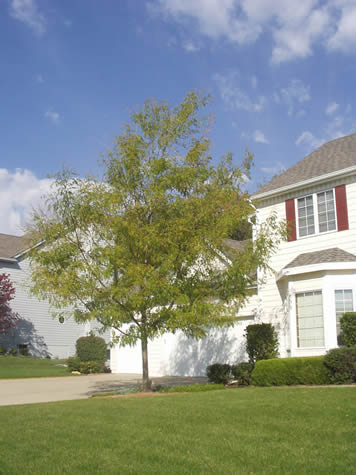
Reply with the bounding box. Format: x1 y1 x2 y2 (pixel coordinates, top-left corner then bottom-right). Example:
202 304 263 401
256 175 356 357
110 293 258 377
0 256 109 359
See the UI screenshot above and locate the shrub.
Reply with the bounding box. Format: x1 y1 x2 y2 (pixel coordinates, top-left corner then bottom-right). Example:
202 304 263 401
206 363 232 384
79 361 103 374
19 346 29 356
252 357 331 386
8 348 17 356
0 346 6 355
231 362 254 385
67 356 81 372
76 335 107 363
340 312 356 347
245 323 279 364
323 347 356 384
159 384 225 393
102 365 111 373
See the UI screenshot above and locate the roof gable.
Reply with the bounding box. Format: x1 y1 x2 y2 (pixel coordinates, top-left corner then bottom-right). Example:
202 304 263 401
256 133 356 196
0 233 30 259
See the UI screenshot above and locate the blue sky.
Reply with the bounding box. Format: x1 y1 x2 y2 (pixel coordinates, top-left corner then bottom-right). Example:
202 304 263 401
1 0 356 235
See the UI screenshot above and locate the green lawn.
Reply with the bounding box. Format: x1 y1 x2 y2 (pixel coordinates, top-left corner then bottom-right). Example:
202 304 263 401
0 356 70 379
0 388 355 474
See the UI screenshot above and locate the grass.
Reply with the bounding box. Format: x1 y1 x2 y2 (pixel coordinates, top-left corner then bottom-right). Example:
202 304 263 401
0 387 355 474
158 383 225 392
0 356 71 379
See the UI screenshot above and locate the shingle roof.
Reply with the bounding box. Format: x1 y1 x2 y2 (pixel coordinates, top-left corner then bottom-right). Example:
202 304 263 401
284 247 356 269
256 133 356 195
0 233 30 259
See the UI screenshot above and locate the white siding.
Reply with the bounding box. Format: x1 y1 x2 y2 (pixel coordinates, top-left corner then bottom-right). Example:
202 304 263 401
0 256 109 359
256 176 356 357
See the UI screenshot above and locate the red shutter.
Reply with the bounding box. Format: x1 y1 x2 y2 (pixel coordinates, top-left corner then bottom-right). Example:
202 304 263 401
285 199 296 241
335 184 349 231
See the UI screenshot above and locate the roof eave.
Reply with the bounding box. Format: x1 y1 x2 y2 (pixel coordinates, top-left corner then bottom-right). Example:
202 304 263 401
253 165 356 202
276 261 356 282
0 256 18 263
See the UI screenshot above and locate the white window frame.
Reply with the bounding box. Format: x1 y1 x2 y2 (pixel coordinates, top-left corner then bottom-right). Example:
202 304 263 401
296 290 325 349
295 188 338 240
334 288 354 346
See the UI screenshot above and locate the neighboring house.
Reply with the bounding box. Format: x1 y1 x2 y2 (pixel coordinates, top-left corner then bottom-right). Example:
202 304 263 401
0 233 110 359
253 133 356 358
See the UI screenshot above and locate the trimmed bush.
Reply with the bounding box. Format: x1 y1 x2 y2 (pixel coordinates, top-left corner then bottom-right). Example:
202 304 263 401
231 362 254 385
245 323 279 364
323 347 356 384
206 363 232 384
340 312 356 347
76 335 107 363
67 356 81 372
252 357 331 386
79 361 103 374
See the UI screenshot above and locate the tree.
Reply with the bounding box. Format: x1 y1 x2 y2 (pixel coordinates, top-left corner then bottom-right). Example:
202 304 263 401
28 92 284 390
0 273 19 334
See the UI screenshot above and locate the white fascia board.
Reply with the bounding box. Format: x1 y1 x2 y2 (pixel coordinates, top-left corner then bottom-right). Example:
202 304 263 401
0 256 18 263
253 165 356 202
276 261 356 282
14 240 44 259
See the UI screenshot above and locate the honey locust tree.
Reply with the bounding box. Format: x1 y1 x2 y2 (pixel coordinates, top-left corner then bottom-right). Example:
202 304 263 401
28 92 283 390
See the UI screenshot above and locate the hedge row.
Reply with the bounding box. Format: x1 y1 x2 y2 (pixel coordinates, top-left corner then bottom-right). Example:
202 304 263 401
251 356 330 386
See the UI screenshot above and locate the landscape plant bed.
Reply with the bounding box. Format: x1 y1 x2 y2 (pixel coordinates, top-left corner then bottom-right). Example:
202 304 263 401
0 387 354 474
0 356 71 379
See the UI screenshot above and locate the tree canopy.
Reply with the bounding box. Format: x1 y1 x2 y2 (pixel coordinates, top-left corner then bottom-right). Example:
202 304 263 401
28 92 284 389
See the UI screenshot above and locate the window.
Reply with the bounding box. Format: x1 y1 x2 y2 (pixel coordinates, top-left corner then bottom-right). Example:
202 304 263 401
335 289 353 345
296 189 336 238
296 291 324 347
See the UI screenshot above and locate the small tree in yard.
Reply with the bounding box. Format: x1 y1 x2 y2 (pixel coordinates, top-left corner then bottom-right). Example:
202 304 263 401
245 323 279 365
27 92 284 390
0 274 19 334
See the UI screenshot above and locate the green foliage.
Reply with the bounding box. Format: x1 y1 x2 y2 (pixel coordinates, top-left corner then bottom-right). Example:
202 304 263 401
67 356 81 372
159 383 225 393
251 357 331 386
340 312 356 347
323 347 356 384
27 92 284 388
0 347 6 355
206 363 232 384
76 335 107 364
8 348 17 356
231 362 254 385
245 323 279 364
79 361 103 374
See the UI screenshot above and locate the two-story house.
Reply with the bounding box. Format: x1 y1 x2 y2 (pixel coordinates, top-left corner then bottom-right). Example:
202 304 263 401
253 133 356 359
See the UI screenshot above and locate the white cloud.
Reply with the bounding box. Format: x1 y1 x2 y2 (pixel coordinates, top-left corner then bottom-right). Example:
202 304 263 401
44 109 60 124
295 131 324 150
253 130 269 144
261 161 286 175
213 71 266 113
150 0 356 63
183 40 200 52
276 79 311 116
328 2 356 52
325 102 339 116
35 73 44 83
0 169 53 236
9 0 46 36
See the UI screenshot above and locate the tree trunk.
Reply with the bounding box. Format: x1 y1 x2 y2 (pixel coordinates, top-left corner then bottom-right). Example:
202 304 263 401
141 334 150 391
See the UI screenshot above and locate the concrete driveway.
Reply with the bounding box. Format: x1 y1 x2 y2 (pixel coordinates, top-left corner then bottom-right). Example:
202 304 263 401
0 373 206 406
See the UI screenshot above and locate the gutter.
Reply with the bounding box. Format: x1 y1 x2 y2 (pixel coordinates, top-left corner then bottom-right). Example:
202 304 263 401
253 165 356 201
0 256 18 263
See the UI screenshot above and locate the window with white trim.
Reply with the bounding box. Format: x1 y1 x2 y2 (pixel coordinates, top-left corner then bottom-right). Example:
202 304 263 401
296 291 324 347
335 289 353 346
296 189 336 238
